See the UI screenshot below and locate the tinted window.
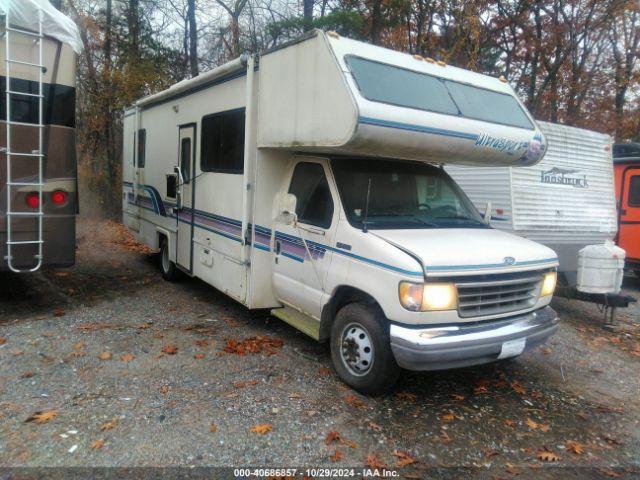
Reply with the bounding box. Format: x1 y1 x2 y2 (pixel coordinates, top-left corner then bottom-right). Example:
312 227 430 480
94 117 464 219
201 108 245 173
629 176 640 206
346 55 533 130
444 80 533 130
137 129 146 168
181 138 191 183
288 163 334 229
346 56 458 116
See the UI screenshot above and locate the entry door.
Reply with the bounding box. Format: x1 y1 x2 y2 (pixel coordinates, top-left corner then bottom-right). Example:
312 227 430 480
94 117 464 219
176 124 196 272
272 160 337 318
619 168 640 262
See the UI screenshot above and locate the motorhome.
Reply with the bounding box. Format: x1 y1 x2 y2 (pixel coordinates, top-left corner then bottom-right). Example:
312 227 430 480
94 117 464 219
123 30 559 393
613 142 640 273
447 122 618 288
0 0 81 272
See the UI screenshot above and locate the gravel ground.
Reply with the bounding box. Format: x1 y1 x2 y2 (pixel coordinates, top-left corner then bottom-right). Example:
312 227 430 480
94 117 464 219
0 219 639 479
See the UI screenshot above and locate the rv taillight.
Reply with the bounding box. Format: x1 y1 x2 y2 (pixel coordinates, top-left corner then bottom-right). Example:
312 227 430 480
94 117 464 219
26 192 40 209
51 190 68 205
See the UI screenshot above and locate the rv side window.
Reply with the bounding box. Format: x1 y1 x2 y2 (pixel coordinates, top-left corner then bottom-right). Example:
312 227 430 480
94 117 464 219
138 129 146 168
201 108 245 174
181 138 191 183
629 176 640 206
288 162 334 229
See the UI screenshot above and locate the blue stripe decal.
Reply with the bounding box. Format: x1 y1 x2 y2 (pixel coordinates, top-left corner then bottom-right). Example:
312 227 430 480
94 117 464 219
359 116 479 141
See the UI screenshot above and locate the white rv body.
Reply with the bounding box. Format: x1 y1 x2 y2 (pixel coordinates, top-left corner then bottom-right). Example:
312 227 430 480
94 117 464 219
123 31 559 392
446 122 616 286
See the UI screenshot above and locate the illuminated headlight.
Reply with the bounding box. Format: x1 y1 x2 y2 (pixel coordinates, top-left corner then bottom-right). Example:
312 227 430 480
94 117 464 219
541 271 557 297
399 282 458 311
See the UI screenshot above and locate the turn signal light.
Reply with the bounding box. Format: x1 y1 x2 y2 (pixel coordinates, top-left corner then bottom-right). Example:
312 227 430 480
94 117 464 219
51 190 68 205
25 192 40 209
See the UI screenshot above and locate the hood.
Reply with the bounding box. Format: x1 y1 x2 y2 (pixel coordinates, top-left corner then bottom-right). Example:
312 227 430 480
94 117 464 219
373 228 558 277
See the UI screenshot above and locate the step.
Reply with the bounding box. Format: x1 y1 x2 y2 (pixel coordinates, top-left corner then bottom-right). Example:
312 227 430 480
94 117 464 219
270 306 320 340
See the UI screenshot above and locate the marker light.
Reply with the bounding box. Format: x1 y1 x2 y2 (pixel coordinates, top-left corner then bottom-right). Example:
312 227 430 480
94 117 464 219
51 190 68 205
25 192 40 209
399 282 458 311
541 271 557 297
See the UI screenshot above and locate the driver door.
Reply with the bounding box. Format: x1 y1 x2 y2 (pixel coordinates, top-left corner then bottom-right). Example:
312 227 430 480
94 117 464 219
272 160 338 318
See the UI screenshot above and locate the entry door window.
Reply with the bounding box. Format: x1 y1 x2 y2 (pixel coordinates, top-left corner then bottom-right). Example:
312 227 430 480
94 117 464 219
181 137 191 183
628 175 640 207
288 163 334 229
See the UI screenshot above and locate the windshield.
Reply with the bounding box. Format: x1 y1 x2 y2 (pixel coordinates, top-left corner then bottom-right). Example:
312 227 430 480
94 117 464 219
331 159 488 230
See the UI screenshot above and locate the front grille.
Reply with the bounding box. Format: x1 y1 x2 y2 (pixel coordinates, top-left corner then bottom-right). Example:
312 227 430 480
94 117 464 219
456 272 543 318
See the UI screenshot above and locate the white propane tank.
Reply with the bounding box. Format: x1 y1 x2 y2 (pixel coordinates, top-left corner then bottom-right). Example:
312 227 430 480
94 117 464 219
576 241 625 294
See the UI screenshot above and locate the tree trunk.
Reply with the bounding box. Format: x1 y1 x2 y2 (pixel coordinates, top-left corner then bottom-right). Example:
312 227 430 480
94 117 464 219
187 0 199 77
303 0 313 31
370 0 382 45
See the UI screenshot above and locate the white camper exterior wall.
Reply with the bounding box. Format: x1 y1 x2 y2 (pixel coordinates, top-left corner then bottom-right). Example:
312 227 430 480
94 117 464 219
446 122 616 282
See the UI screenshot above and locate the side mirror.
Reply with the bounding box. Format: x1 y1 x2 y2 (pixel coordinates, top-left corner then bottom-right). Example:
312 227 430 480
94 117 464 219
483 201 492 224
273 192 297 225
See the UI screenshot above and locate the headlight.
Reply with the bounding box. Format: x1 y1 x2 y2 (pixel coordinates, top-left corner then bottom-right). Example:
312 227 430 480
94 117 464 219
541 271 557 297
399 282 457 311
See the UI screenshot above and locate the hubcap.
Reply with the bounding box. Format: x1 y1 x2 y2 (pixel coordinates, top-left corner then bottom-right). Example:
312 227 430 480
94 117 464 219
162 244 170 273
340 322 374 376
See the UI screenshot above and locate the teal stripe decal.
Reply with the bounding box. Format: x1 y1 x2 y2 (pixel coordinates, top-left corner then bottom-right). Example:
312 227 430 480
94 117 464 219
359 116 479 141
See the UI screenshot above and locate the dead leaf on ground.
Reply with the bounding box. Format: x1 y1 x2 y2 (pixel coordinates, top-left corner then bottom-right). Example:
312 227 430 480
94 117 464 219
601 435 623 446
250 424 272 434
565 440 585 455
365 453 388 469
194 353 205 359
318 367 331 376
25 410 57 424
484 448 500 459
367 421 382 432
451 394 465 401
136 322 153 330
159 385 170 394
473 380 489 394
0 338 5 345
344 395 367 409
223 336 283 356
329 448 344 462
440 412 455 422
53 309 65 317
505 463 521 475
325 430 342 445
510 381 526 395
395 391 417 401
162 344 178 355
504 419 516 427
392 450 417 467
90 439 105 450
120 353 135 362
12 350 24 356
195 339 209 347
210 423 217 433
20 371 34 378
439 428 452 444
98 351 112 360
526 418 539 430
100 418 118 431
536 448 559 462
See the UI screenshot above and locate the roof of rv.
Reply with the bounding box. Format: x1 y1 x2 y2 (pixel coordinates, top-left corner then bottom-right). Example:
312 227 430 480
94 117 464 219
613 142 640 161
0 0 83 54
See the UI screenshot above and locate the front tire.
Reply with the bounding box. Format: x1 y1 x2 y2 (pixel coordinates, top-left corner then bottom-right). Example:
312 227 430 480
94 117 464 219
330 302 401 395
159 239 178 281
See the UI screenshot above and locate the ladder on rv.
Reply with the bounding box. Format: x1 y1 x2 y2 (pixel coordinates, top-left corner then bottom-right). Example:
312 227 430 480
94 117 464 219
3 3 45 272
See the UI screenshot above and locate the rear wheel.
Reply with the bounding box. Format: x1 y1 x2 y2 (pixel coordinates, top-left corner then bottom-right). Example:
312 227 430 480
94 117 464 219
330 302 400 395
159 239 178 281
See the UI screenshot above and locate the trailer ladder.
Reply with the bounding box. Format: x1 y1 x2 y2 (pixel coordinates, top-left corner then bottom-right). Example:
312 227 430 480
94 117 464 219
3 4 45 272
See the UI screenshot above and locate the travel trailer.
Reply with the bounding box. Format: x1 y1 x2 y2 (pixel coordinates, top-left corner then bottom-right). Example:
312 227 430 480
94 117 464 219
0 0 81 272
613 142 640 272
123 30 559 393
447 122 618 288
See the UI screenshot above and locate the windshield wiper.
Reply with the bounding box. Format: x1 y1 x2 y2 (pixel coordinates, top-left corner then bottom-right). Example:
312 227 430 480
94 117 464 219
435 215 483 223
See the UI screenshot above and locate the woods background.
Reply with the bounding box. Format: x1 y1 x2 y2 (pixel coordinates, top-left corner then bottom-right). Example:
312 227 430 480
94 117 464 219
52 0 639 217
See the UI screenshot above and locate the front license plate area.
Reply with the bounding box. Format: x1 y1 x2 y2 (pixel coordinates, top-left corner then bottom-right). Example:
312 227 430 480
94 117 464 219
497 338 526 359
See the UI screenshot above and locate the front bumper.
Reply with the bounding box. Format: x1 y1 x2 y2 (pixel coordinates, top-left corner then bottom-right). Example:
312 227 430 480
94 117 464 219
390 306 558 371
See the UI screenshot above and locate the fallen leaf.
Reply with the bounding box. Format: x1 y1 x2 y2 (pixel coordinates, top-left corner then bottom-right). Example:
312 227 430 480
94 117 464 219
451 394 465 401
289 393 301 399
120 353 135 362
194 353 205 359
90 439 105 450
20 371 34 378
329 448 344 462
210 423 217 433
484 448 500 459
440 412 455 422
137 322 153 330
159 385 170 394
539 423 550 432
392 450 417 467
439 428 452 443
601 435 623 446
539 346 552 355
536 448 559 462
72 343 84 350
223 336 283 356
233 381 246 389
25 410 57 424
0 338 5 345
100 418 117 431
474 380 489 394
318 367 331 376
250 424 272 434
526 418 539 430
367 421 382 432
395 391 417 401
342 438 358 449
195 339 209 347
12 350 24 356
344 395 366 409
504 419 516 427
365 453 388 469
565 440 584 455
98 352 112 360
511 381 526 395
505 463 521 475
53 309 65 317
325 430 342 445
162 344 178 355
54 271 70 277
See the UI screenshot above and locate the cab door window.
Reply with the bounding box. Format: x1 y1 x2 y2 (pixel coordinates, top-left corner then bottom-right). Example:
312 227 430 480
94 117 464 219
628 175 640 206
288 162 334 229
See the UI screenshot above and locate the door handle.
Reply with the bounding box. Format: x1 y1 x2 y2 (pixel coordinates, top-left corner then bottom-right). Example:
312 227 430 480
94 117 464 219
275 240 281 255
621 209 627 215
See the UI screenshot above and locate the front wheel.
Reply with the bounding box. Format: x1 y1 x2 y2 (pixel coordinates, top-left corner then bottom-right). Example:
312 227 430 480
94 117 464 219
159 239 178 281
330 302 401 395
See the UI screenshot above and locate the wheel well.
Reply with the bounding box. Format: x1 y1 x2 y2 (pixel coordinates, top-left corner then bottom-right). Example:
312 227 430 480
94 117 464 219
157 232 167 250
319 286 377 342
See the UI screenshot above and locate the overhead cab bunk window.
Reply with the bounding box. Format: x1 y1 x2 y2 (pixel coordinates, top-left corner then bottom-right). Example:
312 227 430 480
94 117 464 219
201 108 245 174
345 56 534 130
